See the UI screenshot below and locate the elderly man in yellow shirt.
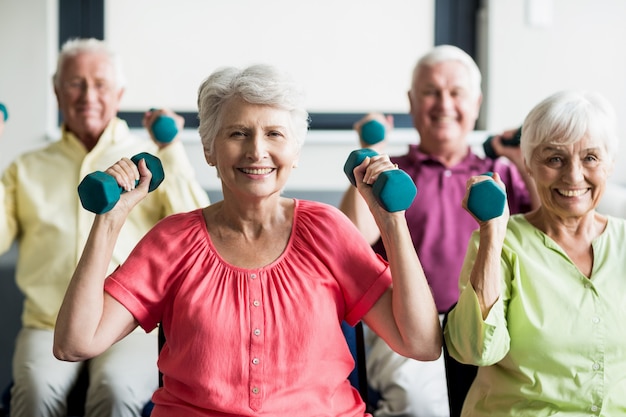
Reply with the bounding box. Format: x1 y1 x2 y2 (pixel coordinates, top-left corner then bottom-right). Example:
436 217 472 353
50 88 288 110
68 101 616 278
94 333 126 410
0 38 209 417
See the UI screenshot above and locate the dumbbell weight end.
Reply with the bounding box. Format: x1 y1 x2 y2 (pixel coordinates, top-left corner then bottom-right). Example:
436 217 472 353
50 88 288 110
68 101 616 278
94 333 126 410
361 119 386 145
149 108 178 143
483 127 522 160
467 174 506 221
0 103 8 121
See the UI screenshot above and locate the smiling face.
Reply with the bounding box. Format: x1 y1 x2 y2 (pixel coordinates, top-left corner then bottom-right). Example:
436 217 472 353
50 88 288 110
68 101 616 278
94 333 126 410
408 61 482 152
205 97 300 201
54 51 124 149
529 135 613 219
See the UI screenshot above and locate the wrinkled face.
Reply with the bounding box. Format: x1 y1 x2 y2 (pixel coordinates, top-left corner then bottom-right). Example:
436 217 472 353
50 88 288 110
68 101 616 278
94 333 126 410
54 52 123 145
205 97 300 200
529 135 613 218
408 61 481 148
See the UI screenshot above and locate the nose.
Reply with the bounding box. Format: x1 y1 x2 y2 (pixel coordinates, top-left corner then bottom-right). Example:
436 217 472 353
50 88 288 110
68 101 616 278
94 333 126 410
80 84 100 101
245 132 268 160
563 159 584 183
436 90 454 109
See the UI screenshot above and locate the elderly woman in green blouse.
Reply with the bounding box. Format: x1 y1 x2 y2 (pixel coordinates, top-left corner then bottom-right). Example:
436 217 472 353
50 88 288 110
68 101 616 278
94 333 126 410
444 90 626 416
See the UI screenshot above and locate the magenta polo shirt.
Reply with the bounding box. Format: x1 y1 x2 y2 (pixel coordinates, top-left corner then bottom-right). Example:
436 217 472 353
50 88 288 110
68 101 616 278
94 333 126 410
372 144 531 313
105 201 392 417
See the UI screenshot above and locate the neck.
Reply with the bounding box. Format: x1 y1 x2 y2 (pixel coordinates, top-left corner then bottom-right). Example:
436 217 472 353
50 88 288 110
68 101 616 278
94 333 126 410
419 142 468 167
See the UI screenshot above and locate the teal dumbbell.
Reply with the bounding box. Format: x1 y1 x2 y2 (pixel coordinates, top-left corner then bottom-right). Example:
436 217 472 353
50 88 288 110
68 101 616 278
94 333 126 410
78 152 165 214
343 149 417 212
482 127 522 159
149 109 178 143
360 119 386 145
467 172 506 221
0 103 8 121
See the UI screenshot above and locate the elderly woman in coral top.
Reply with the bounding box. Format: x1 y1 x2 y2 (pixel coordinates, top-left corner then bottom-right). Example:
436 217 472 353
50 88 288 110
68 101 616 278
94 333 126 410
445 90 626 416
53 64 442 417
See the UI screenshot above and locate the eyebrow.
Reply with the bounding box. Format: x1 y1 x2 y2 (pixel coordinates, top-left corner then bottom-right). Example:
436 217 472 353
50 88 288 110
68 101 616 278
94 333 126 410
540 145 603 153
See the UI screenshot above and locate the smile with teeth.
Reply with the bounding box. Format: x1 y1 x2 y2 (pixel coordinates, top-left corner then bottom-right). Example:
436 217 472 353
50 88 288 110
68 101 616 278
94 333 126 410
557 188 588 197
240 168 274 175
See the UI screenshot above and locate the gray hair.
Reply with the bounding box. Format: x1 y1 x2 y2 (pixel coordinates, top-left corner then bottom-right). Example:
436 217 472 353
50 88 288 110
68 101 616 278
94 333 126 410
53 38 126 89
197 64 309 158
521 90 618 164
411 44 482 99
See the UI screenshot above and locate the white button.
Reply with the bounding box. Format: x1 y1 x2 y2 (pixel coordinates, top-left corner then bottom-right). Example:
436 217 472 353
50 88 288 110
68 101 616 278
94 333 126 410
585 283 591 289
592 317 600 324
253 300 260 307
252 357 260 365
592 363 600 371
253 328 261 336
591 405 598 412
444 170 452 177
250 273 257 279
252 387 259 394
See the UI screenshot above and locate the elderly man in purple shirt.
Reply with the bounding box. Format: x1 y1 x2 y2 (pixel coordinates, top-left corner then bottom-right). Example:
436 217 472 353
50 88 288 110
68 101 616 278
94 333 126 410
339 45 539 417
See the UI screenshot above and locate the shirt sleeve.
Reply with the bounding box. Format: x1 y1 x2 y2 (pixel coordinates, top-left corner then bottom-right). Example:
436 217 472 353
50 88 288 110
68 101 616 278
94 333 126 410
0 161 18 253
154 141 211 215
296 202 392 325
443 230 512 366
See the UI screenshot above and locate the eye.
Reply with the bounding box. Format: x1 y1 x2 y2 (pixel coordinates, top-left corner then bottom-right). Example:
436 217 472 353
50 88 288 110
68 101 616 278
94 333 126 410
546 155 564 167
583 154 600 166
230 130 247 138
94 80 109 92
450 89 464 98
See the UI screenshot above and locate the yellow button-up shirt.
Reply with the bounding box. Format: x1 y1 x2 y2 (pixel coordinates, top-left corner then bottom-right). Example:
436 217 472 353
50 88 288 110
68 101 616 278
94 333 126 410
0 118 209 329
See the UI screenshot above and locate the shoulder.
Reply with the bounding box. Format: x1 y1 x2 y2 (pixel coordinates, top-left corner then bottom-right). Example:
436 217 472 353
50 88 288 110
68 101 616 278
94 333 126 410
294 199 362 240
143 209 206 243
604 215 626 236
296 199 345 221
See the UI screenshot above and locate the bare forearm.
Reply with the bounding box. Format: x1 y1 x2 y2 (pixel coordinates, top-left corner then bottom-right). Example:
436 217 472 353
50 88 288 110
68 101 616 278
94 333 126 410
469 230 504 319
338 185 380 245
378 214 442 360
54 215 124 360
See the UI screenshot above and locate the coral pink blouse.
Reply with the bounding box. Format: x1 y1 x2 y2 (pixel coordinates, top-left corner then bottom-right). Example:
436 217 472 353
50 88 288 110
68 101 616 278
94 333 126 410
105 200 392 417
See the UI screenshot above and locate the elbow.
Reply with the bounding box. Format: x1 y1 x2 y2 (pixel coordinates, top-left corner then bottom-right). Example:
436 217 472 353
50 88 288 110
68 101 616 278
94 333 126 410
401 335 443 362
53 347 82 362
53 337 92 362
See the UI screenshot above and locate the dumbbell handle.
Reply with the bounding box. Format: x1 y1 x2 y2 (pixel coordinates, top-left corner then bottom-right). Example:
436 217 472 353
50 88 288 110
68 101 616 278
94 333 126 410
466 173 506 221
343 149 417 212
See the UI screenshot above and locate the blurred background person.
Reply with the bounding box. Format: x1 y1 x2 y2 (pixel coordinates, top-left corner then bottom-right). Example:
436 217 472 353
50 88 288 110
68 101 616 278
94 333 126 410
339 45 539 417
0 38 209 417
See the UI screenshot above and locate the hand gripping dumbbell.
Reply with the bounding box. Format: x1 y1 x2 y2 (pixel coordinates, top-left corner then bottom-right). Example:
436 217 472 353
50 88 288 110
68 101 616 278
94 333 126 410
0 103 8 121
343 149 417 212
77 152 165 214
466 172 506 221
360 119 386 145
149 109 178 143
482 127 522 160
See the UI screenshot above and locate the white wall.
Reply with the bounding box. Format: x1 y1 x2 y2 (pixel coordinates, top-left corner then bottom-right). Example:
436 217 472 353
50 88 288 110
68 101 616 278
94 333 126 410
0 0 58 169
479 0 626 183
2 0 626 192
105 0 434 114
